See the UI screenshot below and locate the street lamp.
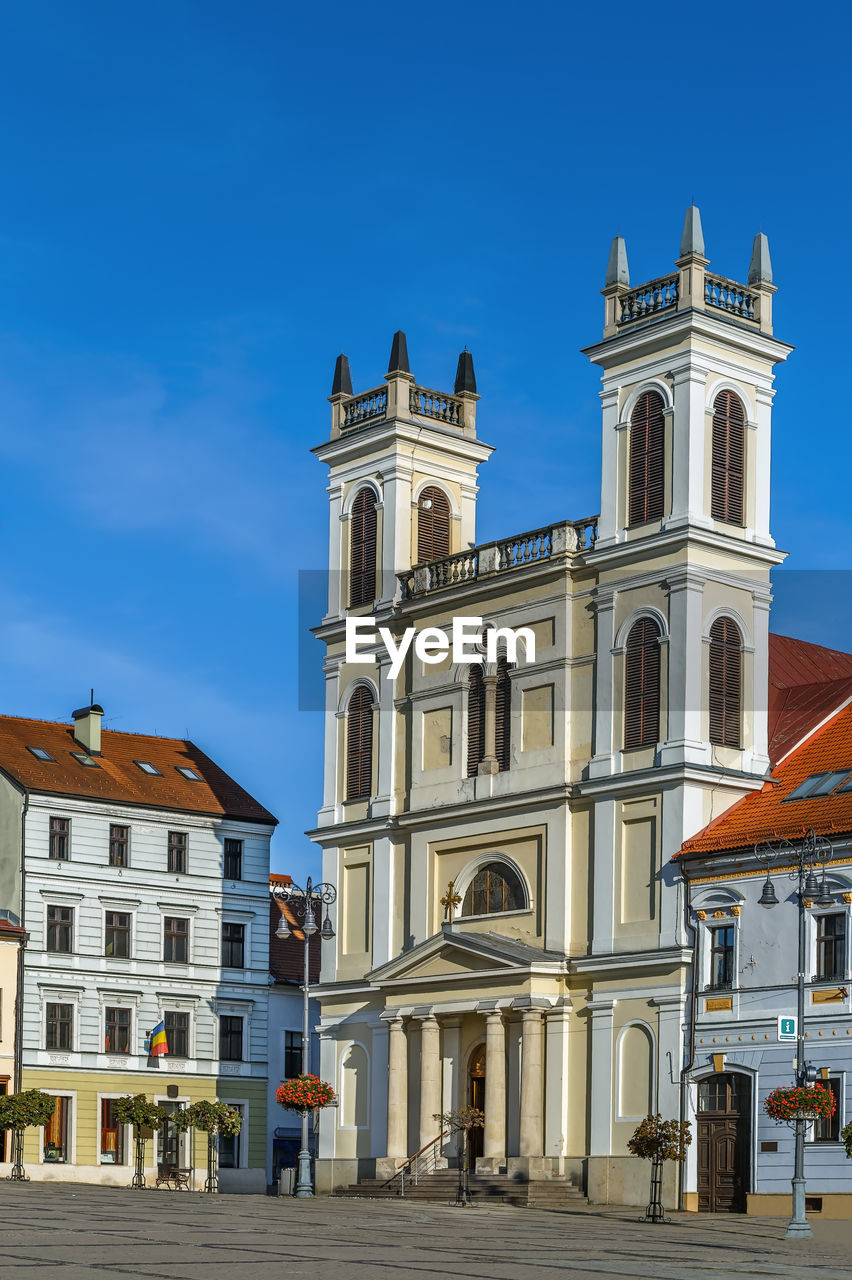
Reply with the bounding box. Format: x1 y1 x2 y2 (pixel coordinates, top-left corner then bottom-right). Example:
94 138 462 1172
272 875 337 1198
756 828 834 1239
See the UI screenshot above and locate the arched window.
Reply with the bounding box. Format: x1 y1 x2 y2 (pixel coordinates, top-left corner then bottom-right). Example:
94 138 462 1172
346 685 374 800
495 657 511 771
711 391 745 524
461 861 525 917
349 487 377 608
467 665 485 777
417 486 450 562
624 618 661 749
628 390 666 525
709 617 741 748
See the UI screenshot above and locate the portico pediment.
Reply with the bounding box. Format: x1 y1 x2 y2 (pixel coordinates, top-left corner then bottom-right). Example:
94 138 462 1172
368 924 566 989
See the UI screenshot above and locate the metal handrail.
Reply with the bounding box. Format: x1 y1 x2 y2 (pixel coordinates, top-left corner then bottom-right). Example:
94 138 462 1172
380 1130 450 1196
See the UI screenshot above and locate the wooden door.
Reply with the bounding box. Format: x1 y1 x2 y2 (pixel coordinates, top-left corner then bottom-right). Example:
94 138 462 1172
697 1074 750 1212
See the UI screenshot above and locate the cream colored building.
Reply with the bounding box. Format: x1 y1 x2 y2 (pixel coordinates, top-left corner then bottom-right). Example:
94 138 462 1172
309 209 790 1204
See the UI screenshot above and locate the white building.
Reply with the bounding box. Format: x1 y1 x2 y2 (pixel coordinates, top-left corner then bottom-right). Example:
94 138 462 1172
0 702 276 1191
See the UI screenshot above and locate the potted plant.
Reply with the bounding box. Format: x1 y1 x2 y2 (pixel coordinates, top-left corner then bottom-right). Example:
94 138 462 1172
0 1089 58 1182
113 1094 167 1189
627 1114 692 1223
174 1100 242 1193
764 1084 836 1124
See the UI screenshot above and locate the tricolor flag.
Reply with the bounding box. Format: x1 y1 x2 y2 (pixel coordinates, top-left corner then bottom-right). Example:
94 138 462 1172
150 1020 168 1057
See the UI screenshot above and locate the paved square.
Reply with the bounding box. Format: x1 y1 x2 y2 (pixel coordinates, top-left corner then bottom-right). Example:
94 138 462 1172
0 1183 850 1279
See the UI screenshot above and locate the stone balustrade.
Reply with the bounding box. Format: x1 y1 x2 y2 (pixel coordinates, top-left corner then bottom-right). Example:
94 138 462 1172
409 385 465 427
342 385 388 428
704 273 759 322
617 274 679 325
398 516 599 599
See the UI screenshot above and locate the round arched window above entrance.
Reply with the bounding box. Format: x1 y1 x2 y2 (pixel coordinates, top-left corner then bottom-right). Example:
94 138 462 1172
460 861 525 918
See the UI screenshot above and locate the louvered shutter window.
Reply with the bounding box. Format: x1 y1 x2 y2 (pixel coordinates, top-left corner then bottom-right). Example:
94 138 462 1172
349 487 377 608
417 486 451 562
495 658 512 772
467 666 485 777
709 617 742 748
711 391 745 524
624 618 661 749
346 685 374 800
628 391 666 525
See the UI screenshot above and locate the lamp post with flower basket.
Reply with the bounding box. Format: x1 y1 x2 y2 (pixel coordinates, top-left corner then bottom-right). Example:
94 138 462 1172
756 828 835 1238
271 875 337 1197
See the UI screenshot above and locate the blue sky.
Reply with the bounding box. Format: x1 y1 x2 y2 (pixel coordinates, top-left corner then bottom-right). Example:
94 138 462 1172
0 1 850 876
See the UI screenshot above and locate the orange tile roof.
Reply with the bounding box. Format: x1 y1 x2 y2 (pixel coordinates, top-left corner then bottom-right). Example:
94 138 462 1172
768 634 852 766
0 714 276 825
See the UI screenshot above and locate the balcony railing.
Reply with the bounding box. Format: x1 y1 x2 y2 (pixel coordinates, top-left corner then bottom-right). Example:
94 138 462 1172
618 274 679 326
342 386 388 428
704 273 758 322
409 385 465 427
398 516 598 599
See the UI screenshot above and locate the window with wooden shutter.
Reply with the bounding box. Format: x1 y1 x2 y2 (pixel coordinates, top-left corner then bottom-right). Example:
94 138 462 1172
709 616 741 748
624 618 661 749
349 487 377 608
417 486 451 562
711 391 745 524
346 685 374 799
628 391 666 526
495 657 512 771
467 666 485 777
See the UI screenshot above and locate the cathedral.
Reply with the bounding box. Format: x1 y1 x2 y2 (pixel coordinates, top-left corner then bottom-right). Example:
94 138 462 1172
308 207 788 1205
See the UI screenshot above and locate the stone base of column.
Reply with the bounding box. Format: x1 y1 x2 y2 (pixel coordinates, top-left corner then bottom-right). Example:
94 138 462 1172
505 1156 561 1181
374 1157 402 1181
475 1156 507 1175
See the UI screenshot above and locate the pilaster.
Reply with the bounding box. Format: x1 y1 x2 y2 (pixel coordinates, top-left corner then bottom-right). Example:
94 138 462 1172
587 996 616 1157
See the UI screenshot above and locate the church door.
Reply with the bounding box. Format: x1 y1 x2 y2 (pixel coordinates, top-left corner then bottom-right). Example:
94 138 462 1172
697 1073 750 1212
468 1044 485 1162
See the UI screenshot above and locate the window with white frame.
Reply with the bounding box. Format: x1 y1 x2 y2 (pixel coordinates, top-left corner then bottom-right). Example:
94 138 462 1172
707 923 735 990
218 1103 245 1168
814 911 848 981
811 1077 843 1143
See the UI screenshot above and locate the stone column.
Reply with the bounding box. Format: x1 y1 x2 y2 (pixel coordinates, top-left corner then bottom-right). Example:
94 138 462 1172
482 1011 506 1169
518 1009 544 1158
418 1015 442 1150
479 674 499 775
385 1017 407 1160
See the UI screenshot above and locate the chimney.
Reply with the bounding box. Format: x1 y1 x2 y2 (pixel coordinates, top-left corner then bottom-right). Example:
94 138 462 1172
72 703 104 755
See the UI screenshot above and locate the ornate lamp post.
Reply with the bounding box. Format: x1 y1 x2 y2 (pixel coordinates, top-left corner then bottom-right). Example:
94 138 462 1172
272 875 336 1198
756 828 834 1239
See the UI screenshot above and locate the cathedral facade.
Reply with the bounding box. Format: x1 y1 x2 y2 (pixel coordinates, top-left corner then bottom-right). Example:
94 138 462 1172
308 208 790 1204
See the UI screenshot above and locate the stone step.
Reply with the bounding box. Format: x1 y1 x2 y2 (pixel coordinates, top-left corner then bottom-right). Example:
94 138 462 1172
334 1171 586 1206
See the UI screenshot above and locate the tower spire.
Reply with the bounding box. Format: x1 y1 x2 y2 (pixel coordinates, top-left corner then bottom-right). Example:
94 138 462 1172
679 204 705 259
748 232 773 285
387 330 410 375
454 348 477 395
331 353 352 397
604 235 630 287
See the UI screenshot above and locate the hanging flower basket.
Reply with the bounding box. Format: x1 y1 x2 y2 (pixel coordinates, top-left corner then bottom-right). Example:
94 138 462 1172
275 1074 336 1114
764 1084 836 1124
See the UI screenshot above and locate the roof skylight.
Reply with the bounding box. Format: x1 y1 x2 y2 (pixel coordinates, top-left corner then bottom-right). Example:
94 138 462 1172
134 761 162 776
176 766 201 780
27 747 55 762
785 770 851 801
71 751 100 768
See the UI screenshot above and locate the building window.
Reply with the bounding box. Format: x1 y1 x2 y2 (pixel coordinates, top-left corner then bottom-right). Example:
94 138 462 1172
224 838 243 880
163 917 189 964
100 1098 125 1164
105 911 131 959
164 1011 189 1058
46 905 73 954
816 914 847 981
417 486 451 562
104 1007 131 1054
167 831 187 874
222 922 245 969
284 1030 302 1079
628 390 665 525
709 616 742 749
346 686 373 800
349 486 377 608
461 862 525 917
711 390 745 524
709 925 735 990
624 617 661 749
43 1096 69 1162
495 657 512 771
45 1003 73 1051
49 816 70 861
219 1015 243 1062
812 1078 842 1142
218 1103 244 1169
109 824 129 867
467 665 485 777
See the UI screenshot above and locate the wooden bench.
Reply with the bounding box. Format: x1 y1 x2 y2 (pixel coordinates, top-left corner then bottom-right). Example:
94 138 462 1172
156 1164 192 1190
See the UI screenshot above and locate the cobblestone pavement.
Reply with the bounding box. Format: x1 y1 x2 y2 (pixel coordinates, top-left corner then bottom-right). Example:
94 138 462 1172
1 1184 851 1279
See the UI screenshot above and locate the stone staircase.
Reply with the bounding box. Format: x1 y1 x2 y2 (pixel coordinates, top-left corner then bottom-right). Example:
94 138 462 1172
334 1168 586 1208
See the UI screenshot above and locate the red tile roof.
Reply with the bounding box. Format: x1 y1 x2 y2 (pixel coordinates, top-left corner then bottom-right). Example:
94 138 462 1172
0 714 276 825
269 877 320 983
768 634 852 766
